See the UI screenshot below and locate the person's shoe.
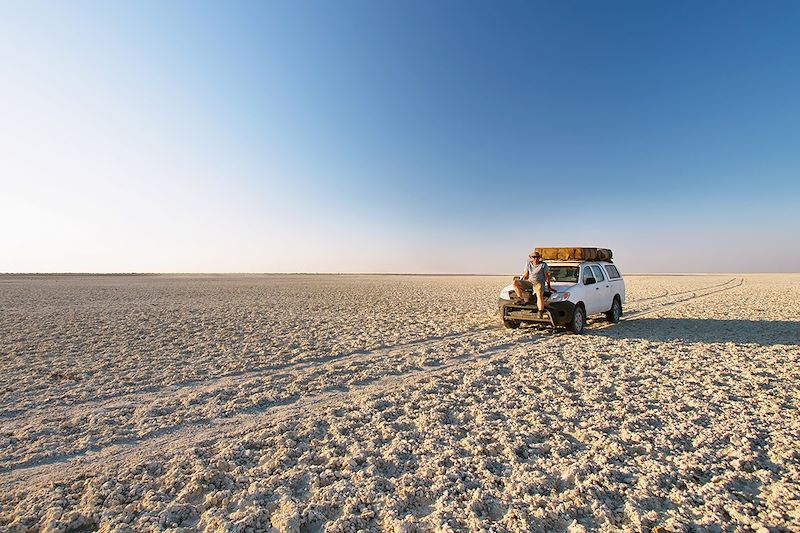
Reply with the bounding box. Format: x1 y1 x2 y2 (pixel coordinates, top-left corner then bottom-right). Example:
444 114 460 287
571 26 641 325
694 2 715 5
538 310 545 319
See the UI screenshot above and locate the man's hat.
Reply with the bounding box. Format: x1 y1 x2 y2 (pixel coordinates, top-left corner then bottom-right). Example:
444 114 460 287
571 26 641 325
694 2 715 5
529 251 541 258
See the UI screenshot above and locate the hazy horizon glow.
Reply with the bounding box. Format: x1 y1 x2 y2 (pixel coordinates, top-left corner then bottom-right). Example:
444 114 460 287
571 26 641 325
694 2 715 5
2 1 799 274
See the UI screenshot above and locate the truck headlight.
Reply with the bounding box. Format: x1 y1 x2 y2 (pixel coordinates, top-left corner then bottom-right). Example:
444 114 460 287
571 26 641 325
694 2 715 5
548 292 570 302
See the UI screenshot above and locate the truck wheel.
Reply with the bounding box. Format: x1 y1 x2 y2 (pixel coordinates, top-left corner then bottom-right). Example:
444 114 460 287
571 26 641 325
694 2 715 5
503 319 521 329
567 304 585 334
605 296 621 323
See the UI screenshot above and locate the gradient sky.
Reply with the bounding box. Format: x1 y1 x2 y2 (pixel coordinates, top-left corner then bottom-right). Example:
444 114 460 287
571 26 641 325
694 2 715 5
2 1 798 273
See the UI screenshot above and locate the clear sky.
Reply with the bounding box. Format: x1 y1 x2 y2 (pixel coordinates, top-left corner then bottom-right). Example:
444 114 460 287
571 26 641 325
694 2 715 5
1 1 798 273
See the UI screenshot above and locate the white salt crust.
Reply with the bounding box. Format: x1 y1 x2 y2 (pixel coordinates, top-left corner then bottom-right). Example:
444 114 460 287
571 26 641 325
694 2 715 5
0 274 798 532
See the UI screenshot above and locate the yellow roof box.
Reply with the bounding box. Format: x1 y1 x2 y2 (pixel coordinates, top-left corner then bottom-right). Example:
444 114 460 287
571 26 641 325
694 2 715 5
535 247 613 261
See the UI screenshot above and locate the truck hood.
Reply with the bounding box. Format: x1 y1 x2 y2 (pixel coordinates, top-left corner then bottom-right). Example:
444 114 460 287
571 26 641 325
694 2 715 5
499 282 576 300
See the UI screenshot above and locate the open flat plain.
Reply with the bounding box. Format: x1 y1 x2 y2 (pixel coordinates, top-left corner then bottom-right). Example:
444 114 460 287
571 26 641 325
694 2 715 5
0 274 798 532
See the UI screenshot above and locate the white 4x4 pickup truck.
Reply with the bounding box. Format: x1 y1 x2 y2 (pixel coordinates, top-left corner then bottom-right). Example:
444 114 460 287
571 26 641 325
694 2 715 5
498 260 625 334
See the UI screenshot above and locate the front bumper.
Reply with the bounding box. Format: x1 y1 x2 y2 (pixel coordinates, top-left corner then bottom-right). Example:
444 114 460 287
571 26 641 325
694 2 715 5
498 298 576 326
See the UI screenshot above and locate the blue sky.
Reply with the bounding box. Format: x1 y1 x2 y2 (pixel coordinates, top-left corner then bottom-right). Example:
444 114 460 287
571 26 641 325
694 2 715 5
1 1 798 273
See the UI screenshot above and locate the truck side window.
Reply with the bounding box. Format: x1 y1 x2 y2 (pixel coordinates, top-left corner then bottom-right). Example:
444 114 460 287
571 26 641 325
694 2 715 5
590 265 606 282
604 265 621 279
582 266 594 284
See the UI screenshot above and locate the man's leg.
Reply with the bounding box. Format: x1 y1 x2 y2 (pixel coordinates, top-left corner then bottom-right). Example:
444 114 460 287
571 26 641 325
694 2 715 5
513 279 532 303
534 283 545 315
513 279 523 299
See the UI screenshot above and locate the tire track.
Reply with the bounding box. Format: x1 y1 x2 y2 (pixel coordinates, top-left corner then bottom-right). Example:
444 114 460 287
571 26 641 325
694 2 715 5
626 277 735 305
0 324 506 475
621 278 743 320
628 287 670 303
0 324 550 488
0 326 498 423
0 279 737 422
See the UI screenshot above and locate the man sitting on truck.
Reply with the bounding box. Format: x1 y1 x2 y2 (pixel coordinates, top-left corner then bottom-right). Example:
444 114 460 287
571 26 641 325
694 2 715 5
513 251 553 318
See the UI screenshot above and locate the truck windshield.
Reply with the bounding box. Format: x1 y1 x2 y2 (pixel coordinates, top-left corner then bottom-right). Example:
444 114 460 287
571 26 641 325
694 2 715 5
549 266 579 283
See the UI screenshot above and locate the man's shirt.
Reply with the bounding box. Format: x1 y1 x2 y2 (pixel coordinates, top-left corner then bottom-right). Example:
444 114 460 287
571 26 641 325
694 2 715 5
524 261 549 284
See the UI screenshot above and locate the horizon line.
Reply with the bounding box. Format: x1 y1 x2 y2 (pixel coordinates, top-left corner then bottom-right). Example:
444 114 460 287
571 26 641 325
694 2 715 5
1 271 796 276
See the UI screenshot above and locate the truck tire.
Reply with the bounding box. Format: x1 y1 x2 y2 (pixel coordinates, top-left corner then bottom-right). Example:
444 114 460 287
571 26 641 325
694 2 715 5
605 296 621 323
503 319 521 329
567 304 585 334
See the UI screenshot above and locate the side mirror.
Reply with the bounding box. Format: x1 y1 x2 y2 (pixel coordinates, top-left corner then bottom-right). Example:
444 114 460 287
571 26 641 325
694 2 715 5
585 277 596 285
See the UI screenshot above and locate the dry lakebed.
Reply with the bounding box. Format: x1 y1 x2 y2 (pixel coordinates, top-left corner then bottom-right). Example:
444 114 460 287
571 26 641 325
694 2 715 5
0 274 798 532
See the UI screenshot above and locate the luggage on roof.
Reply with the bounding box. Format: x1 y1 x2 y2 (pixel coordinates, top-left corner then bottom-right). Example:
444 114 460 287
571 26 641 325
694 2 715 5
535 247 613 261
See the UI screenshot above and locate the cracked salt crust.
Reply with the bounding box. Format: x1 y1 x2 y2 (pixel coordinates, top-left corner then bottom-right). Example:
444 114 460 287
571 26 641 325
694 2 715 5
0 274 798 532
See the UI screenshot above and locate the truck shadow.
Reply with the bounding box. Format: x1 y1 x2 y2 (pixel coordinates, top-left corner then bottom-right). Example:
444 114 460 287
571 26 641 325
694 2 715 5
591 318 800 346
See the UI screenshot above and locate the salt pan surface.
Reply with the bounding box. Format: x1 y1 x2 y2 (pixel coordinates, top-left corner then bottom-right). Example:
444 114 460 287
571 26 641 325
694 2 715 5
0 274 798 531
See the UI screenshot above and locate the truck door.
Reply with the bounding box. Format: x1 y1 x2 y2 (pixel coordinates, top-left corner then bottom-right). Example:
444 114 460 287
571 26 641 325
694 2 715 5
581 265 602 314
590 265 612 312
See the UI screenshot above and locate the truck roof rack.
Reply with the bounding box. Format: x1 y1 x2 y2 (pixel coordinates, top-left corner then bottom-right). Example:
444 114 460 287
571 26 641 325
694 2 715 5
535 247 613 262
